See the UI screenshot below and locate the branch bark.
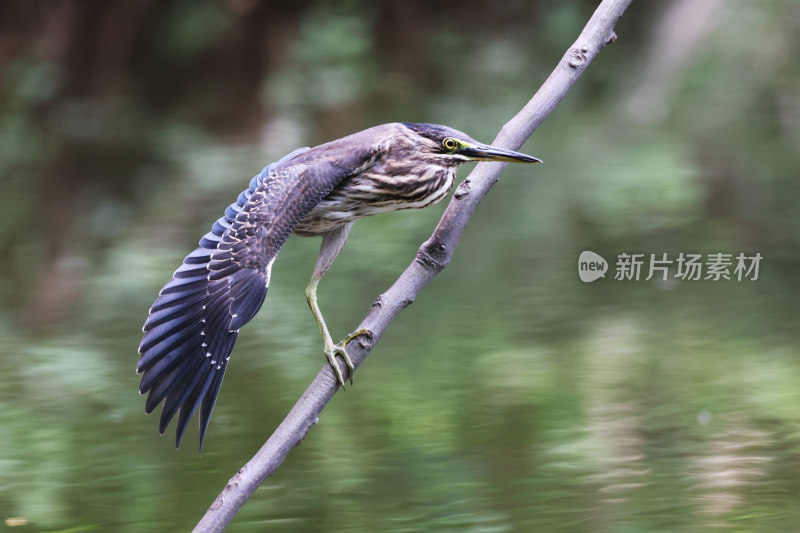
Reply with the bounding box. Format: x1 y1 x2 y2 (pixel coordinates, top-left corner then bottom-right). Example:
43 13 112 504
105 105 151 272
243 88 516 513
194 1 632 530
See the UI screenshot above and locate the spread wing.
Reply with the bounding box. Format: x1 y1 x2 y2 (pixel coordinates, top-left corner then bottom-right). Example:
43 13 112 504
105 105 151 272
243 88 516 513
137 147 362 450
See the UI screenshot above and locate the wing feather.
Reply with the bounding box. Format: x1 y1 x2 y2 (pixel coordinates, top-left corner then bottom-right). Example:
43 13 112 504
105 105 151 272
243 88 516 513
137 145 367 451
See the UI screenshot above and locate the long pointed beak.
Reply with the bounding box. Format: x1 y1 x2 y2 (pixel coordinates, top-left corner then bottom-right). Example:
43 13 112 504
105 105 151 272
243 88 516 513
464 143 542 164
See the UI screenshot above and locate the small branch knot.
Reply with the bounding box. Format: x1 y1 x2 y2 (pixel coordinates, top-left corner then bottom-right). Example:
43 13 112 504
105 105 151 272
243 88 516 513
568 47 588 68
604 31 618 47
415 248 446 273
454 179 471 199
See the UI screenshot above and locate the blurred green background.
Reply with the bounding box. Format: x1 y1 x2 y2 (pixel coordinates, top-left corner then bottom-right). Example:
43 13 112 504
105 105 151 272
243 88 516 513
1 0 799 531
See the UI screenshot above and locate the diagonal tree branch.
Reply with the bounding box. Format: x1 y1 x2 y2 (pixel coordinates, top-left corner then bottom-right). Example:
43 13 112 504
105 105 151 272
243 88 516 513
194 1 632 530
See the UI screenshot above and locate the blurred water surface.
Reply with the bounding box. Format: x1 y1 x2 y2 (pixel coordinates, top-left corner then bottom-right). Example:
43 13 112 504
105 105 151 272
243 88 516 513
1 1 799 531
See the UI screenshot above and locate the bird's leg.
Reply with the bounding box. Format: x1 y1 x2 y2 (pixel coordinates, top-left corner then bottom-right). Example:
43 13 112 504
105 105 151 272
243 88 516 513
305 223 362 387
305 277 353 386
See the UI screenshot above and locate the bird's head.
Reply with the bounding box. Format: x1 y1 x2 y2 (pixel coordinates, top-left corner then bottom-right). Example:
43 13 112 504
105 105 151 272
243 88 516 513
399 123 541 166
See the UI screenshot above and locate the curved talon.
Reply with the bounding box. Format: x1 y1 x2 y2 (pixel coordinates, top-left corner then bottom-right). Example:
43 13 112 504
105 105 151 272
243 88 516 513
325 329 371 387
342 328 373 346
325 342 356 388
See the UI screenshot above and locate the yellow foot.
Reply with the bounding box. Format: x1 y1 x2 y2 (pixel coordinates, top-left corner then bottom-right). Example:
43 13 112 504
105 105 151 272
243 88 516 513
324 329 373 388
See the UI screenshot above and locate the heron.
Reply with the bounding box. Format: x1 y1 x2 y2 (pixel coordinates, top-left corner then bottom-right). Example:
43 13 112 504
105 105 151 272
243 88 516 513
137 122 540 450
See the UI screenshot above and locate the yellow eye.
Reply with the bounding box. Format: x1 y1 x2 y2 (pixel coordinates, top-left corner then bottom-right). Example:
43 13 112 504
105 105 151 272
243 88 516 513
442 137 457 150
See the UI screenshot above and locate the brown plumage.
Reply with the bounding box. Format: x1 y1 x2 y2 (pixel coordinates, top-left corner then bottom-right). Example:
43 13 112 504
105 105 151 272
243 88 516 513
137 122 540 450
